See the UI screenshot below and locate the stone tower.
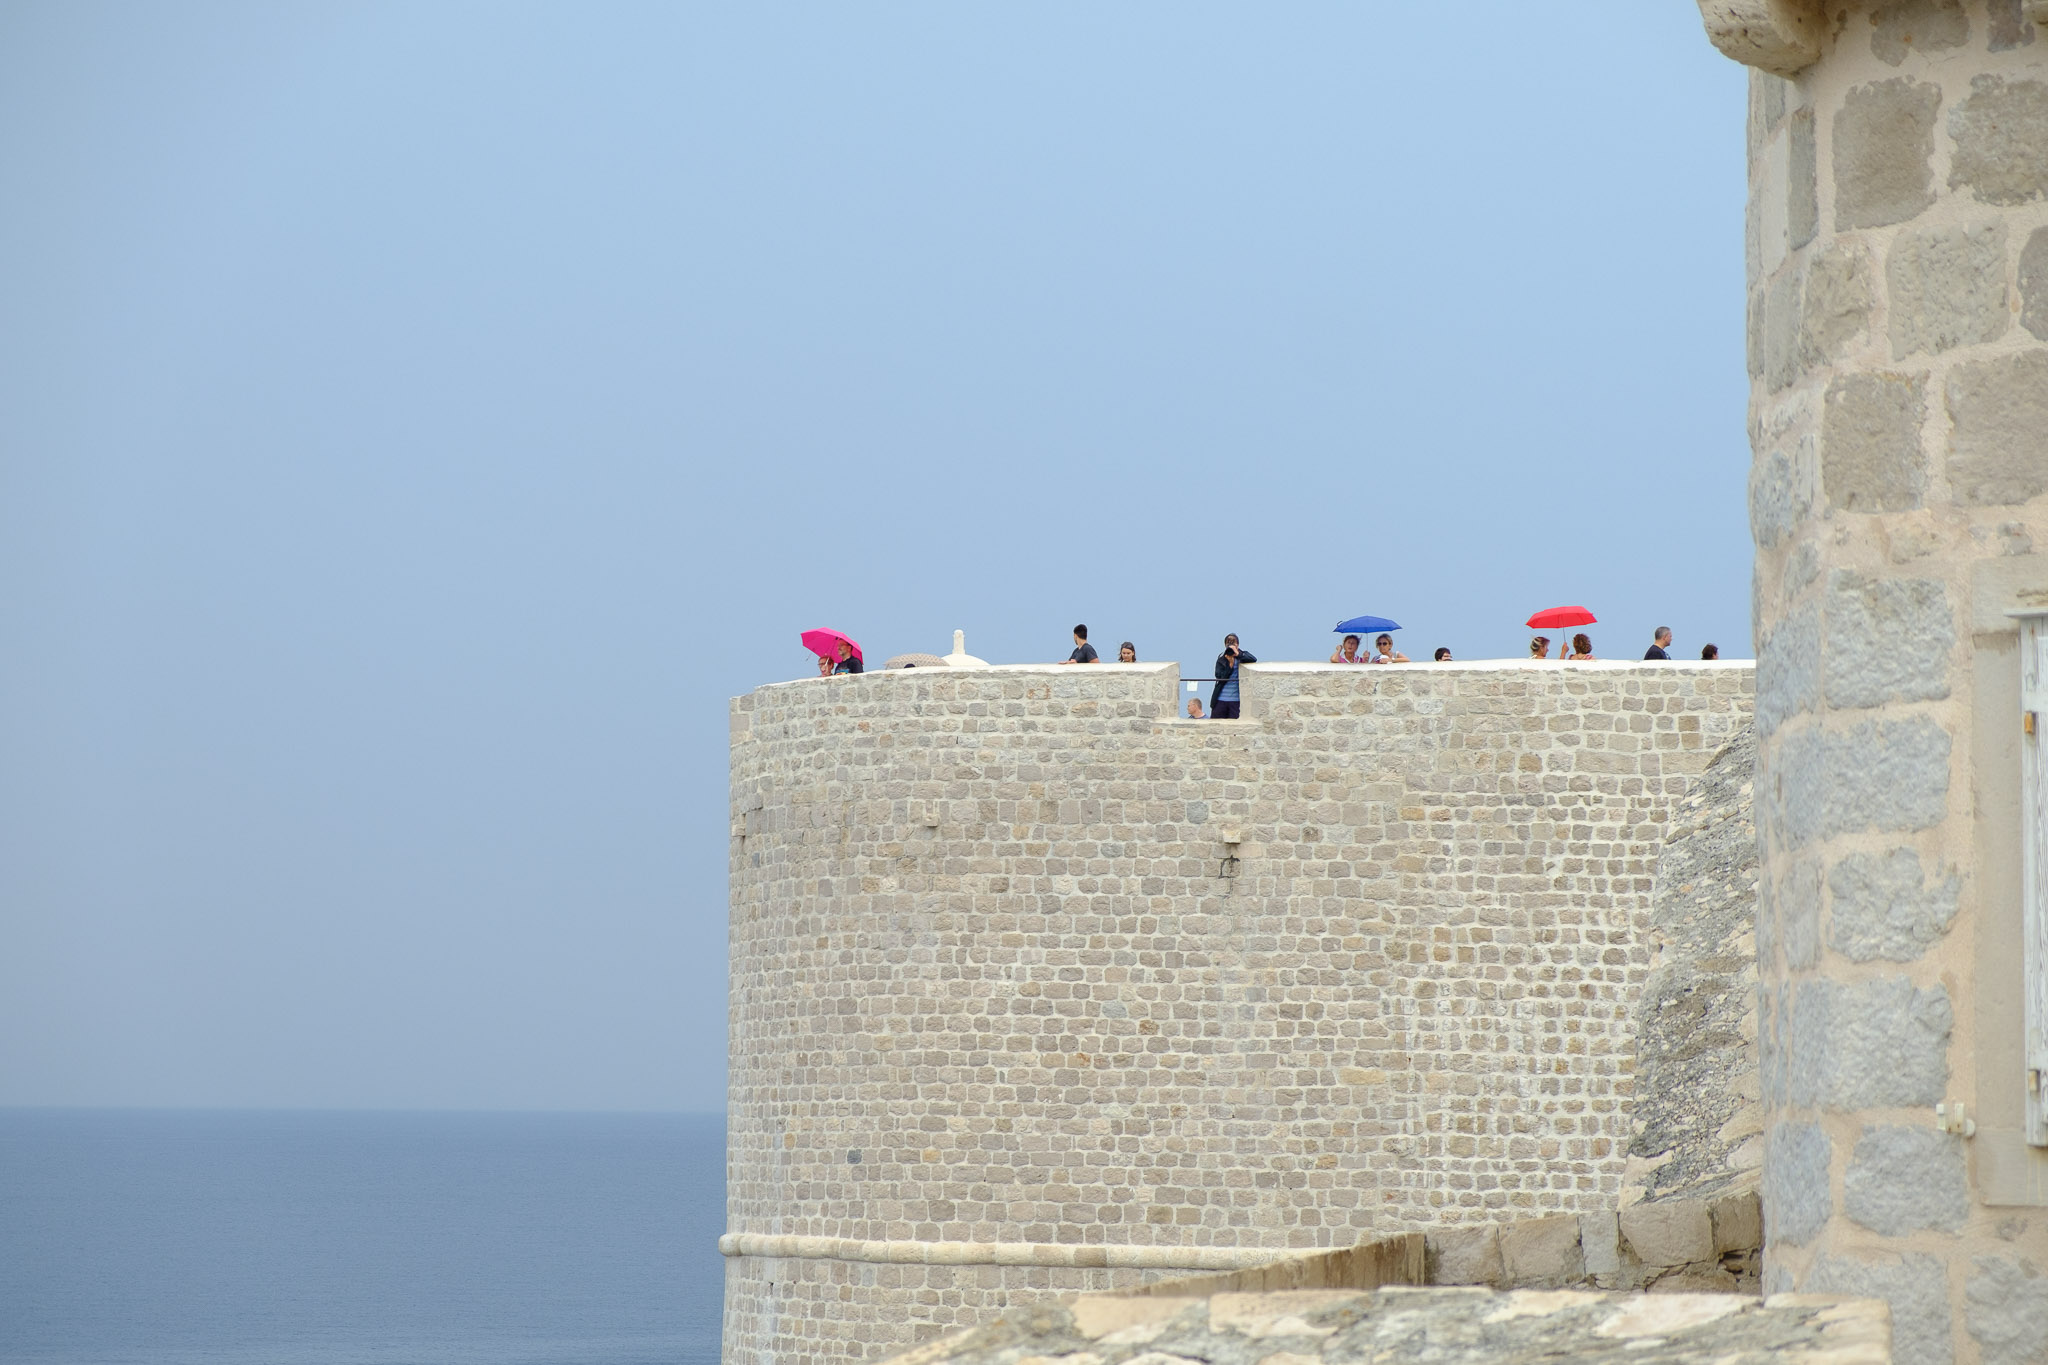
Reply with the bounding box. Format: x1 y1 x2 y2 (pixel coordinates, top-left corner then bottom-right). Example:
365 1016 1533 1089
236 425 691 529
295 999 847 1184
1696 1 2048 1360
724 663 1754 1362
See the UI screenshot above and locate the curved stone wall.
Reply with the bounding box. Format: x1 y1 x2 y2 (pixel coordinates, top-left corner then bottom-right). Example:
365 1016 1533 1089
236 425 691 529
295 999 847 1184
725 660 1754 1363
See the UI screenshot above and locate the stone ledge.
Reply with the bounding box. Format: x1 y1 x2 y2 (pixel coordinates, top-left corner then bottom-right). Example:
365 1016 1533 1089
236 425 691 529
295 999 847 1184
1423 1190 1763 1294
717 1232 1281 1271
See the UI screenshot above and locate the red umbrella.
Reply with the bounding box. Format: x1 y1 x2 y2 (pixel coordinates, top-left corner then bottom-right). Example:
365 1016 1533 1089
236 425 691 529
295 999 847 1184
801 627 863 662
1526 606 1597 630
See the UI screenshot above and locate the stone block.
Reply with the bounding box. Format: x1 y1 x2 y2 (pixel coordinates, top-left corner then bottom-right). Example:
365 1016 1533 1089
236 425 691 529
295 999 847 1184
1820 372 1927 513
1990 0 2037 49
1772 716 1950 849
1498 1215 1584 1286
1780 857 1822 969
1799 240 1873 367
1762 1122 1832 1247
1750 447 1815 552
1786 977 1952 1110
1886 221 2008 358
1834 78 1941 229
1967 1256 2048 1365
1949 75 2048 206
1753 601 1818 736
1746 283 1764 378
1868 0 1970 65
1618 1202 1712 1267
1425 1224 1501 1286
1808 1251 1955 1365
1843 1125 1967 1234
2022 228 2048 342
1788 106 1816 250
1946 350 2048 506
1577 1211 1623 1277
1826 847 1959 961
1763 262 1804 392
1821 570 1952 708
1709 1190 1762 1255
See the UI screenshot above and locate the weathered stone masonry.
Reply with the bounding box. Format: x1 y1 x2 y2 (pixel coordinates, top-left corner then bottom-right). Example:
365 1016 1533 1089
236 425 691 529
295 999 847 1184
725 661 1752 1363
1700 1 2048 1361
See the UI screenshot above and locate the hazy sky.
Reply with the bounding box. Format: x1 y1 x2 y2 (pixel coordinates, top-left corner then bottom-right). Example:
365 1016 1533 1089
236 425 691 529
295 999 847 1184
0 5 1749 1112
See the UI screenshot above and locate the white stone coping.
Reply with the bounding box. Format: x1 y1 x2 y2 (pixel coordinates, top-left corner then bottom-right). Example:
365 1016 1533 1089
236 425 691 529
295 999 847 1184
1249 660 1754 673
752 658 1752 693
717 1231 1284 1270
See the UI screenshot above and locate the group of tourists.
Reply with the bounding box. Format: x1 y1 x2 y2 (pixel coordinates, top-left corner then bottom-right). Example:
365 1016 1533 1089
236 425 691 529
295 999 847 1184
1523 625 1720 662
1054 622 1723 721
806 622 1723 700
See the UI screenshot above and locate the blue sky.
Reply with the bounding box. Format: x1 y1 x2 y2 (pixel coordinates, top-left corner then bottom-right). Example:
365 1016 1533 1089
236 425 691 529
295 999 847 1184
0 4 1750 1111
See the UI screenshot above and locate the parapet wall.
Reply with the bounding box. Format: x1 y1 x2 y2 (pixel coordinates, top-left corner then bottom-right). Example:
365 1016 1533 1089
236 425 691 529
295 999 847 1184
725 660 1754 1364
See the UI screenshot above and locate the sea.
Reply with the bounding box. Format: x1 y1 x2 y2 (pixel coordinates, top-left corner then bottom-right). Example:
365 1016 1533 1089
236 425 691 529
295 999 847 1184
0 1109 726 1365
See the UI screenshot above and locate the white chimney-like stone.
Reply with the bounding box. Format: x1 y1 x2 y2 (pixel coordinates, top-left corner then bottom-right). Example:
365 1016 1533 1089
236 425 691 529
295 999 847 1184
941 629 987 668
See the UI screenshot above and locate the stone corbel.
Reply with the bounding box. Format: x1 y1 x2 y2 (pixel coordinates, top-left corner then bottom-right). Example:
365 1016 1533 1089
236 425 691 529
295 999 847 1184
1695 0 1823 77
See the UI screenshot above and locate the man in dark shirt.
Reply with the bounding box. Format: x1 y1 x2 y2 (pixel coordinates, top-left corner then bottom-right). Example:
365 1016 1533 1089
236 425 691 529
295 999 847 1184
1643 626 1673 660
833 640 864 674
1062 624 1099 664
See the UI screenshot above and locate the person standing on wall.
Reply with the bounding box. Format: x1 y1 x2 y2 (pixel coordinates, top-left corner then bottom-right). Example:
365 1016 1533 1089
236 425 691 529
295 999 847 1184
1061 624 1099 664
1643 626 1673 660
1211 633 1255 719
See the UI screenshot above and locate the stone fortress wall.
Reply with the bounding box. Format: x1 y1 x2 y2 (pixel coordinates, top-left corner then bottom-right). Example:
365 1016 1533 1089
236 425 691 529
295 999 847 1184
724 659 1754 1364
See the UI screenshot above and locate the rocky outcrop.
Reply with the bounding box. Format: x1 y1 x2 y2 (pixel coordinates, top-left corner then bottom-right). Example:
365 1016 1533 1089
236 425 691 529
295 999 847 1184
1625 727 1763 1206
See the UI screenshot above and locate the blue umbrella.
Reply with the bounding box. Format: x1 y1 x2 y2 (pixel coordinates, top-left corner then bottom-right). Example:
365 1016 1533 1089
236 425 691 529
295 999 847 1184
1334 615 1401 634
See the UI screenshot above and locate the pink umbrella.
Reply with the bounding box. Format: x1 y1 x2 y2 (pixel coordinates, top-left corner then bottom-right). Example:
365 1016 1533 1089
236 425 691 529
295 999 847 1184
801 628 863 663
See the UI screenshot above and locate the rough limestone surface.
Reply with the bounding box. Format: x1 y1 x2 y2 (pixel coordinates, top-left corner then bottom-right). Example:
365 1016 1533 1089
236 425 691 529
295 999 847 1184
1769 717 1951 848
2021 226 2048 340
1790 106 1818 247
1616 1202 1714 1267
1825 847 1959 961
1989 0 2038 49
1820 570 1953 708
1884 219 2008 357
1800 240 1874 366
1808 1251 1955 1365
1833 77 1942 227
1426 1224 1502 1287
1869 0 1973 66
877 1288 1890 1365
1761 1122 1832 1248
1966 1256 2048 1365
1947 74 2048 204
1497 1215 1584 1288
1750 446 1814 550
1622 732 1759 1204
1819 371 1927 512
1783 977 1953 1109
724 664 1754 1363
1945 349 2048 506
1841 1125 1969 1234
1777 857 1823 970
1753 603 1819 735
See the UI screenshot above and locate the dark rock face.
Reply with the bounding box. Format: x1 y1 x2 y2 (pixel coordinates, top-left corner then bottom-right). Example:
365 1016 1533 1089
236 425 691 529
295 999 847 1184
1626 728 1761 1204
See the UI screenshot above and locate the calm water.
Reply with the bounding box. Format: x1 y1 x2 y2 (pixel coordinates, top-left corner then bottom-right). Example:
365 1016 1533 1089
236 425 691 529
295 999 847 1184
0 1109 725 1365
